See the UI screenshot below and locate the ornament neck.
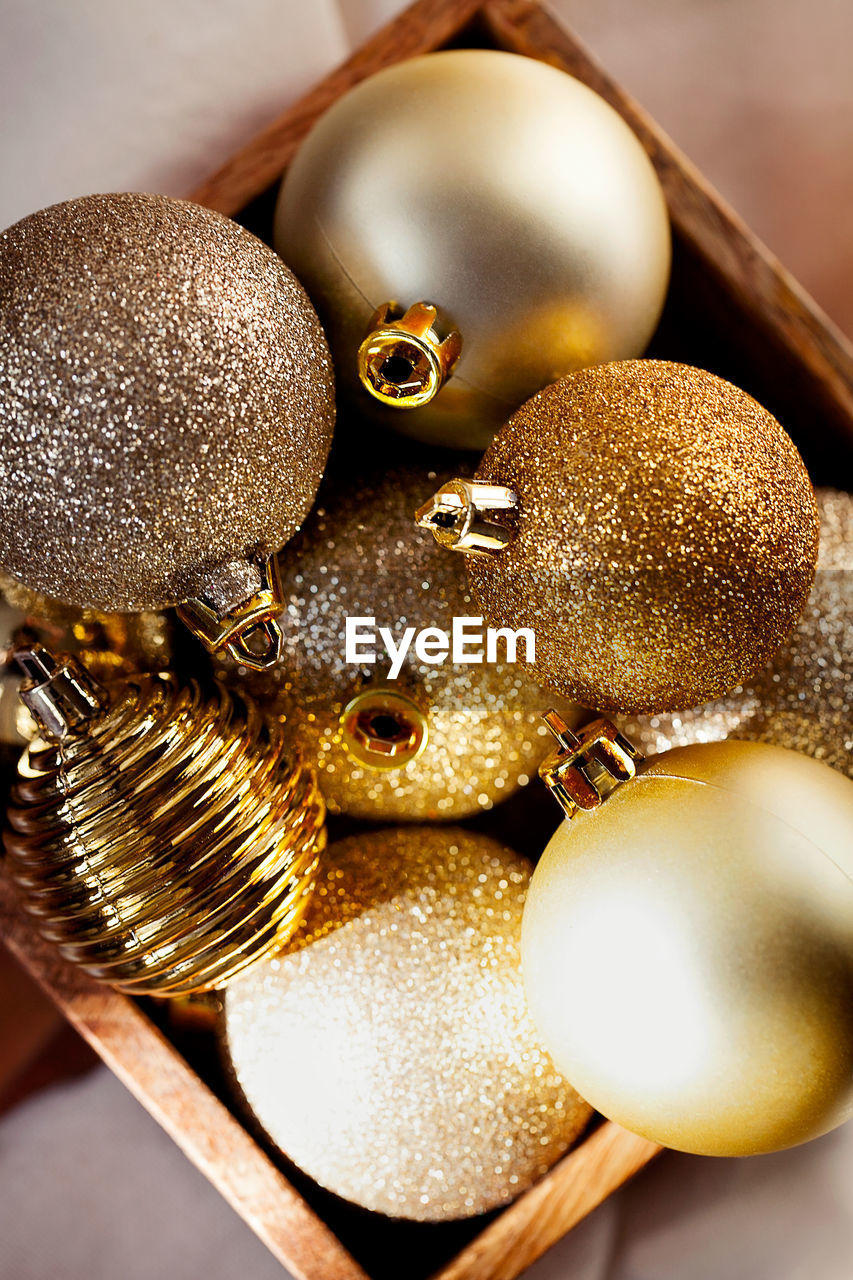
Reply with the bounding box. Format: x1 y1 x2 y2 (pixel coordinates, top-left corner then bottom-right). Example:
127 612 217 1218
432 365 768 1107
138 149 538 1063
177 555 285 671
539 710 644 819
15 645 108 741
339 687 428 770
415 478 519 555
358 301 462 408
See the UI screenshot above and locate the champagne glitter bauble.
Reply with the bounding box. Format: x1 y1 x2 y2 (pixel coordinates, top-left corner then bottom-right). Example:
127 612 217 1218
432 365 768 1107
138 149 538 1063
275 49 670 450
0 192 335 669
619 488 852 769
417 361 818 713
523 717 853 1157
223 461 578 821
4 647 325 996
223 826 591 1219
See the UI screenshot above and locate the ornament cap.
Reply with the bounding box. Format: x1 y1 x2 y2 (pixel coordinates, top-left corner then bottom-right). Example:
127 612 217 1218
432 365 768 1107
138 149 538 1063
177 555 285 670
415 479 519 555
339 687 429 771
15 645 108 741
358 301 462 408
539 710 644 819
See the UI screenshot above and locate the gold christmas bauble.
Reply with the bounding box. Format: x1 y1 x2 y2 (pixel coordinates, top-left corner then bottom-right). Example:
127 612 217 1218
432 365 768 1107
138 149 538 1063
222 461 579 821
522 735 853 1157
222 826 592 1220
619 487 852 769
0 193 335 668
5 647 325 996
275 49 670 450
418 361 819 713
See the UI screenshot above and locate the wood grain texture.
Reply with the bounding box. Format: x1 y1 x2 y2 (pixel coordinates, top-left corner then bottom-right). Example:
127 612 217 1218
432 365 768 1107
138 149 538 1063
432 1123 661 1280
481 0 853 444
0 873 369 1280
189 0 483 215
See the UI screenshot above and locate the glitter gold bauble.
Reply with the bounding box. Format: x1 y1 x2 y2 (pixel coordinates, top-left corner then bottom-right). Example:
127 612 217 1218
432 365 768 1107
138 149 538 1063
222 462 580 821
417 361 819 713
523 714 853 1157
619 487 852 768
4 647 325 996
0 192 335 669
222 826 591 1219
275 49 670 450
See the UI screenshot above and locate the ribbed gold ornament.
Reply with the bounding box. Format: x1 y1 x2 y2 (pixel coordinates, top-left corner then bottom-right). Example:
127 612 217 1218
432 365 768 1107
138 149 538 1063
4 648 325 996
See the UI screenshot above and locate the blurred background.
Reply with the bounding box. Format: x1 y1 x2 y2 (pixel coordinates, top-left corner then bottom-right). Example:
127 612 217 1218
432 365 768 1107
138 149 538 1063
1 2 852 1278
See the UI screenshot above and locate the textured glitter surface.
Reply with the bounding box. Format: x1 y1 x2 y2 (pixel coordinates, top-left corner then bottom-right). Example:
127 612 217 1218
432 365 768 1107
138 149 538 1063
0 192 334 611
469 360 819 714
619 488 852 770
222 826 591 1220
221 461 579 820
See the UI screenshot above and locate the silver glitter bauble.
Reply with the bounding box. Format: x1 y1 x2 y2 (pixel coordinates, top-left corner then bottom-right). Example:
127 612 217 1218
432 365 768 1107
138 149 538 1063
222 826 592 1220
619 488 852 767
220 460 581 821
275 49 670 449
0 192 335 667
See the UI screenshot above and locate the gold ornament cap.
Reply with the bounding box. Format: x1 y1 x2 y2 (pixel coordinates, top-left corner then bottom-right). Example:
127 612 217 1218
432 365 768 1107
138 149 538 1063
339 687 429 770
415 478 519 555
357 301 461 408
539 709 644 819
5 645 325 996
177 555 285 670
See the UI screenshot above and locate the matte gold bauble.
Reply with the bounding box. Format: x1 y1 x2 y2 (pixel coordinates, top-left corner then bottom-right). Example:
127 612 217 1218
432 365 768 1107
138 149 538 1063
222 462 579 821
619 487 852 769
417 361 818 713
523 723 853 1157
275 49 670 449
222 826 591 1220
0 192 335 669
4 646 325 996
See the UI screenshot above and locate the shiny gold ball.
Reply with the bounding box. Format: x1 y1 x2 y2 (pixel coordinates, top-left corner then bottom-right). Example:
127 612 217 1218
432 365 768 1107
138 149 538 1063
223 461 579 821
222 826 592 1219
5 652 325 996
522 739 853 1157
0 192 334 612
275 49 670 450
618 488 852 769
468 361 819 713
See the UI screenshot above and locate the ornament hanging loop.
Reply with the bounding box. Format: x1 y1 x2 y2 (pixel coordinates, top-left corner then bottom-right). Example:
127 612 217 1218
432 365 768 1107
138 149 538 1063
358 301 462 408
339 687 429 771
177 554 285 671
15 645 108 741
539 710 644 819
415 479 519 556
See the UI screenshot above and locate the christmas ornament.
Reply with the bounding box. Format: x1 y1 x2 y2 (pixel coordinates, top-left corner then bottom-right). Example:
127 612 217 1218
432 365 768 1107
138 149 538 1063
223 462 579 821
619 487 852 770
0 192 335 669
521 711 853 1157
417 361 818 713
4 646 325 996
0 582 171 793
275 49 670 450
222 826 591 1220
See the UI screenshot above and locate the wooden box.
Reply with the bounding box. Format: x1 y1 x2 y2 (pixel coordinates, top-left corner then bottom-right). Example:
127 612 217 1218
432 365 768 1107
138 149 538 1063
2 2 852 1279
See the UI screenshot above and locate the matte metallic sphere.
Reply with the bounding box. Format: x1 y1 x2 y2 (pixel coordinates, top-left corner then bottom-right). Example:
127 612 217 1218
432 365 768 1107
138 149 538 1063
0 193 335 612
275 50 670 449
522 740 853 1157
